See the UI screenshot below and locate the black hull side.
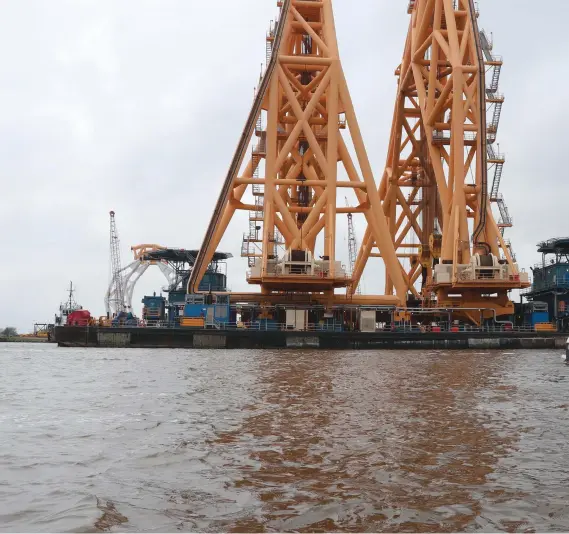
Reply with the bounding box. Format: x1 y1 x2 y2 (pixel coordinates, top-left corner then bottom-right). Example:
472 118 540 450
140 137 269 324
54 326 567 351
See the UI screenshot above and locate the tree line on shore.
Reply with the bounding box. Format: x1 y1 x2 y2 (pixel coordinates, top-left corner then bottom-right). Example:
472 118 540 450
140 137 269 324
1 327 18 337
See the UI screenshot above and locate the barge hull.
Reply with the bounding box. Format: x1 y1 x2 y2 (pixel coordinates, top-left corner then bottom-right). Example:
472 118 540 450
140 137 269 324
54 326 567 350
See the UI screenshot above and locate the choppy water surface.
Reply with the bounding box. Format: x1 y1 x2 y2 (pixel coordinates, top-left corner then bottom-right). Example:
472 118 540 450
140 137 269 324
1 344 569 532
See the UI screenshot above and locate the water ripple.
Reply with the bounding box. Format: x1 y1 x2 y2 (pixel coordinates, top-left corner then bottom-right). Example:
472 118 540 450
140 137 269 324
1 343 568 532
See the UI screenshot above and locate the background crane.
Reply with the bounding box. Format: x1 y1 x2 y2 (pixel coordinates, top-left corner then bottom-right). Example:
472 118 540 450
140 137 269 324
105 211 126 316
345 197 361 295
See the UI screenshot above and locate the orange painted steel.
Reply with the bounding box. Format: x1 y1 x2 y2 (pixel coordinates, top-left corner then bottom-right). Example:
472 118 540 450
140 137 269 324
352 0 528 322
188 0 406 305
131 244 166 262
189 0 528 323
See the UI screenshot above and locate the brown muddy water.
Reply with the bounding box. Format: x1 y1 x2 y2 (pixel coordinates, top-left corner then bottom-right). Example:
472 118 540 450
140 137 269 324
1 344 568 532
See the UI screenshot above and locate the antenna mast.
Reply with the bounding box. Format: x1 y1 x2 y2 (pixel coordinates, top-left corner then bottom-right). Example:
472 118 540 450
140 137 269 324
67 281 76 309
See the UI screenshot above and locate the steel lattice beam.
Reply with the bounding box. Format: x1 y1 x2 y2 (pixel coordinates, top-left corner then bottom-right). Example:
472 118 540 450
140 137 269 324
351 0 528 321
189 0 407 305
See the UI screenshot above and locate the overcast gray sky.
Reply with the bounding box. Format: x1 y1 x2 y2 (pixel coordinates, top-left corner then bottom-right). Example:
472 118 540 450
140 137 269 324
0 0 567 332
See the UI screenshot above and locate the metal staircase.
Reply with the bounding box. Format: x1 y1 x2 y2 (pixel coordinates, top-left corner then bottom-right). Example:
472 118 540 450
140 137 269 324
488 60 502 94
479 26 515 254
266 21 275 65
480 29 494 61
503 239 517 262
496 194 513 234
487 144 505 201
480 29 503 144
241 36 286 270
487 100 503 140
241 17 286 269
240 134 266 267
490 161 504 201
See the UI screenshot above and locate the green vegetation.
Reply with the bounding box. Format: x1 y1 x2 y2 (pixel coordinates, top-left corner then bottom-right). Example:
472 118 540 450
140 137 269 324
1 327 18 337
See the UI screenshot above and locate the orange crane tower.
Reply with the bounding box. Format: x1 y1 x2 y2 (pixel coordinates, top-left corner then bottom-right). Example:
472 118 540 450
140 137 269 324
189 0 529 324
350 0 529 323
188 0 405 307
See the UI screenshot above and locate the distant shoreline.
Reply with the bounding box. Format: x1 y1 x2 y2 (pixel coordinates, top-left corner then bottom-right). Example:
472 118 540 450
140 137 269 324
0 337 48 344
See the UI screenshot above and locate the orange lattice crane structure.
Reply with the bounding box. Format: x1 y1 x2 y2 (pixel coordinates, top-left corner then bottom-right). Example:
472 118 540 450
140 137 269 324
351 0 529 323
188 0 405 306
189 0 529 324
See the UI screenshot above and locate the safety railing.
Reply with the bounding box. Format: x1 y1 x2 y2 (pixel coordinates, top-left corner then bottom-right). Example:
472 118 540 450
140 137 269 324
249 210 264 221
522 276 569 295
213 322 344 332
486 92 505 102
252 140 266 155
487 144 505 162
432 130 450 142
246 268 350 280
432 131 484 144
100 321 556 334
268 231 284 244
102 319 181 329
382 324 551 334
177 321 556 334
487 55 503 64
98 317 558 334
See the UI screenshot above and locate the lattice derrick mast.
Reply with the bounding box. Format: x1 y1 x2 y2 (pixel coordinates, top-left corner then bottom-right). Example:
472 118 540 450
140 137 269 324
189 0 406 304
105 210 127 315
345 197 361 295
353 0 524 313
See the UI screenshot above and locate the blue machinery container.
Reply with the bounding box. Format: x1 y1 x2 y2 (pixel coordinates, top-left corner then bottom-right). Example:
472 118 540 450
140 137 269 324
523 301 550 327
142 295 166 321
183 294 230 325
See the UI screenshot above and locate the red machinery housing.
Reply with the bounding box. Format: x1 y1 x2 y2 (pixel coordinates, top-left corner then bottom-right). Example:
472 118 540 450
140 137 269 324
67 310 91 326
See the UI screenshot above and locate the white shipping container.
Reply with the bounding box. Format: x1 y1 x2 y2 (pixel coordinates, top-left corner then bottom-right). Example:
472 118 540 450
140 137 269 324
286 309 308 331
360 310 376 333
